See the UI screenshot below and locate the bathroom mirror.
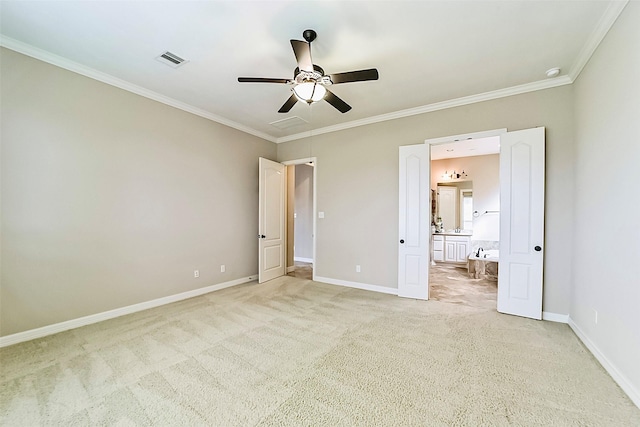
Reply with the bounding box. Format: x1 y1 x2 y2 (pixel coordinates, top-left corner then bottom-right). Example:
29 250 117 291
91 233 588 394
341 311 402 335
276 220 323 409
434 181 473 230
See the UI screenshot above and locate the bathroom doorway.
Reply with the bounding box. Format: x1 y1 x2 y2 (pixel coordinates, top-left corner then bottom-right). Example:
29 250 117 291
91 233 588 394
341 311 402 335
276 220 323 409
428 131 502 309
399 127 545 318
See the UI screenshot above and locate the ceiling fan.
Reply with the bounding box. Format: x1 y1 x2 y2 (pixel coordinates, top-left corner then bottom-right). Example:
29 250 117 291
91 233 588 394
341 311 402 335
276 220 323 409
237 29 379 114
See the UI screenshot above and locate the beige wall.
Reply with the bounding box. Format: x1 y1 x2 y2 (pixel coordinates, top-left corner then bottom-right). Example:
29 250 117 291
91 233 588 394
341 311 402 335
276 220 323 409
432 154 500 241
572 3 640 401
278 86 575 315
0 48 276 335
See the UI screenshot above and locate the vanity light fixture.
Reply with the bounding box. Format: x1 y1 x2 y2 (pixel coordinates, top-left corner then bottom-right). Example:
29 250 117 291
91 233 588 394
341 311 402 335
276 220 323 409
442 170 468 180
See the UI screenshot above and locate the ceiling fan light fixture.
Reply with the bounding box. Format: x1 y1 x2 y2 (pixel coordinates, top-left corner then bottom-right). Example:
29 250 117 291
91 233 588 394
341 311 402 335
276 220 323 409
293 82 326 104
237 30 377 113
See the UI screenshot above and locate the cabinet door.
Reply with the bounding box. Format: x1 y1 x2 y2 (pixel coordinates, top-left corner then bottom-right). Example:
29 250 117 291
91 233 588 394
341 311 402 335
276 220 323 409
456 241 469 262
445 241 457 262
433 237 444 251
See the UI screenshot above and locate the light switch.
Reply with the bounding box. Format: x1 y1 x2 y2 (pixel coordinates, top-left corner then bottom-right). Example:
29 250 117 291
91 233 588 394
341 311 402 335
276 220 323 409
318 211 325 218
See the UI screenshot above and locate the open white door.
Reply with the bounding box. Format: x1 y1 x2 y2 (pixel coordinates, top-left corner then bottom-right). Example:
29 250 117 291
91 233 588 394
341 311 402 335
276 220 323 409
497 127 545 319
398 144 430 299
258 158 285 283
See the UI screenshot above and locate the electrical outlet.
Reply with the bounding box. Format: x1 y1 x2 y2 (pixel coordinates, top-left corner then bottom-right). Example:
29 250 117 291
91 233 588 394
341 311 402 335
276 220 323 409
221 265 226 273
194 270 200 278
594 310 598 325
356 265 361 273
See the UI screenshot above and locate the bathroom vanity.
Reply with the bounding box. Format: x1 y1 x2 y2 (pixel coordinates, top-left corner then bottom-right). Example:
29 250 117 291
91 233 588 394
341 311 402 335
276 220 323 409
432 231 471 263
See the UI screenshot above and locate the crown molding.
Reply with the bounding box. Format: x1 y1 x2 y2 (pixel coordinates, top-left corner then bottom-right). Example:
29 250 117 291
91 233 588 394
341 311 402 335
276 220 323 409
276 76 572 143
0 35 277 143
2 0 624 148
568 0 628 81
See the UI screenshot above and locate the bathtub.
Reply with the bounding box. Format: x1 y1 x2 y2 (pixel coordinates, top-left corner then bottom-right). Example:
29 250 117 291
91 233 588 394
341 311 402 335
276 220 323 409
468 249 499 262
467 250 499 280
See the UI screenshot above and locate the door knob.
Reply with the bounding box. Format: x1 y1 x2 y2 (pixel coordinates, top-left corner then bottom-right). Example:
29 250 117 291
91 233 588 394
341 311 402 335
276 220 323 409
258 234 266 239
534 246 542 251
400 239 405 244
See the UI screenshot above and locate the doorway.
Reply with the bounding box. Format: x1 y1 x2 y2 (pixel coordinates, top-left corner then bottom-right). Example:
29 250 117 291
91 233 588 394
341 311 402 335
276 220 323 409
398 128 545 318
283 158 317 280
428 133 502 309
412 127 545 320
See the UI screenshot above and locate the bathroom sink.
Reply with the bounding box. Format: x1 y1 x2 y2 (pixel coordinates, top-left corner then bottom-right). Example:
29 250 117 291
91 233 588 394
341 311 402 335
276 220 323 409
441 229 473 235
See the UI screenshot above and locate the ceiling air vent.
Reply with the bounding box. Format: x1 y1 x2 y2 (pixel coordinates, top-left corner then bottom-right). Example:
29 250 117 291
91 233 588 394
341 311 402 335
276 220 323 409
269 116 308 130
155 51 188 68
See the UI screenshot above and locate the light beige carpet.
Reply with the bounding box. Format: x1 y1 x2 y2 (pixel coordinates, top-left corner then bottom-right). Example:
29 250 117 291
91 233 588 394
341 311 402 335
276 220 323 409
1 276 639 426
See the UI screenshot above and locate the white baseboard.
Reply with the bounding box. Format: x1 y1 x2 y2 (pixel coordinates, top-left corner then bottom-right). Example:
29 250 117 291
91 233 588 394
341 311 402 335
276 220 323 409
0 275 257 348
294 257 314 264
569 317 640 409
542 312 569 323
314 276 398 295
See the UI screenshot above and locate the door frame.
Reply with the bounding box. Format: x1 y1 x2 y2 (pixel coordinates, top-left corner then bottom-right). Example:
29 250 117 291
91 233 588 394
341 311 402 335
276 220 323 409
424 127 507 294
282 157 317 281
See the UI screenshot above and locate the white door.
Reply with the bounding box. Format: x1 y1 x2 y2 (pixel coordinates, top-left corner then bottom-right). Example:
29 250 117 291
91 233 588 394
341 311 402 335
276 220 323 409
258 157 286 283
437 186 457 230
398 144 430 299
497 127 545 319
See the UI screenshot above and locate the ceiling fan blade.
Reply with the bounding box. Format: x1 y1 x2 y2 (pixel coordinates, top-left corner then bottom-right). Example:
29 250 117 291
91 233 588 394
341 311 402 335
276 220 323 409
278 93 298 113
238 77 290 84
290 40 314 72
324 89 351 113
329 68 379 84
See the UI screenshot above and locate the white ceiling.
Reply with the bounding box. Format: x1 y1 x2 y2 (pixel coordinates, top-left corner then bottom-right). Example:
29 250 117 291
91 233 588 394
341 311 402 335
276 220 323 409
0 1 625 142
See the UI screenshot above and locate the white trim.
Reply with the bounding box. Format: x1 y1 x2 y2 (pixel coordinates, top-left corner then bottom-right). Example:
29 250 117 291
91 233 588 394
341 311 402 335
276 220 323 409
0 36 276 143
542 312 569 323
4 28 613 146
568 1 629 81
424 128 508 145
314 276 398 295
569 317 640 409
281 157 316 166
0 275 256 348
294 257 313 264
275 77 571 143
2 0 625 148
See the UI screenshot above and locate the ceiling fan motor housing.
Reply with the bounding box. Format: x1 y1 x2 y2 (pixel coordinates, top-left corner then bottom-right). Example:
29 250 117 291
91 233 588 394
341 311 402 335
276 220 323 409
293 65 328 85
